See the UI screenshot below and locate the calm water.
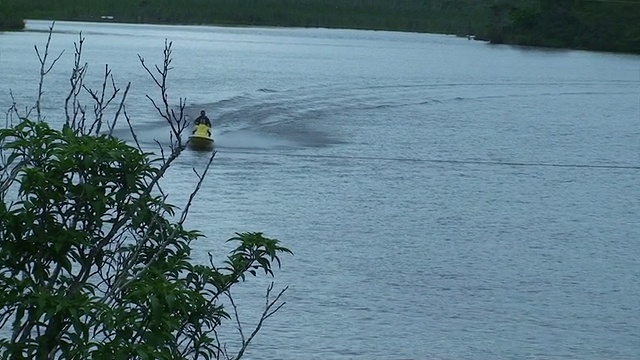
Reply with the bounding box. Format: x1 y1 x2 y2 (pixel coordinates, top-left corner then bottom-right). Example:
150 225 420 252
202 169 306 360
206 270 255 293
1 20 640 359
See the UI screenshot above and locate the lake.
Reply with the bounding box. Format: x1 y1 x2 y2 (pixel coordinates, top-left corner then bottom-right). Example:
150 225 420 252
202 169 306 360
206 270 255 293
1 19 639 359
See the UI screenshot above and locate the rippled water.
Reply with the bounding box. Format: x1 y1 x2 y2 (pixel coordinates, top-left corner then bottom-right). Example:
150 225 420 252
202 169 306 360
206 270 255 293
1 20 640 359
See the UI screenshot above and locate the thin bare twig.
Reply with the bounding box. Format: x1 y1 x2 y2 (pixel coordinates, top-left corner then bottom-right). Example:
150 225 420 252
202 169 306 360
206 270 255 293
84 65 120 135
179 150 217 225
231 283 289 360
64 32 88 130
137 39 189 152
35 21 65 122
108 82 131 136
124 106 143 153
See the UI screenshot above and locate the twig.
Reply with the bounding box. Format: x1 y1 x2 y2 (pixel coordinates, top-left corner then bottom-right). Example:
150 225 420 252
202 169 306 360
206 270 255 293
179 150 217 225
124 106 143 153
108 82 131 136
231 283 288 360
137 39 188 151
84 65 120 135
35 21 65 122
226 290 245 345
64 32 88 130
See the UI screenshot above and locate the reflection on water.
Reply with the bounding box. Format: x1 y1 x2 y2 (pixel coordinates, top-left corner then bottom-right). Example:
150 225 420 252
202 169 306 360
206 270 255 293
1 19 640 360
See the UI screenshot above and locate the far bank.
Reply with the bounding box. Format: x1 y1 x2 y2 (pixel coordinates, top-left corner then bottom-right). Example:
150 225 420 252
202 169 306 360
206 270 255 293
0 13 25 31
4 0 639 54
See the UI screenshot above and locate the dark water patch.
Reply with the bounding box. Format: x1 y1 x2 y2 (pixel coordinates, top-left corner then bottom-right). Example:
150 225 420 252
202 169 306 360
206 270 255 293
257 88 278 93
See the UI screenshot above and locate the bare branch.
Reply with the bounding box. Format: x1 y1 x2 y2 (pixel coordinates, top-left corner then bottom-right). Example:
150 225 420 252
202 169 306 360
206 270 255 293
232 283 289 360
35 21 65 122
84 65 122 135
108 82 130 136
226 290 245 345
65 32 88 130
211 330 233 360
124 106 143 153
179 150 216 225
154 139 166 163
137 39 188 151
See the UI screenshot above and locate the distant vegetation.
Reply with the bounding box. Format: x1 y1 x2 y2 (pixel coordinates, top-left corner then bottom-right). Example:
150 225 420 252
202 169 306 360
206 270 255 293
2 0 492 34
0 1 25 30
3 0 639 53
481 0 640 54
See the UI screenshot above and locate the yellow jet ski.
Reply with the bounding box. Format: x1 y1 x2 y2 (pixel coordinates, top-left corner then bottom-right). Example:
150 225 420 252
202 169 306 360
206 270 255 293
188 124 214 151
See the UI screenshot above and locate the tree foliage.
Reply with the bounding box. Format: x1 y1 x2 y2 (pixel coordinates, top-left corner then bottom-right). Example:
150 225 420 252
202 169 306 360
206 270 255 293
3 0 493 35
478 0 640 53
5 0 639 53
0 1 25 30
0 23 291 359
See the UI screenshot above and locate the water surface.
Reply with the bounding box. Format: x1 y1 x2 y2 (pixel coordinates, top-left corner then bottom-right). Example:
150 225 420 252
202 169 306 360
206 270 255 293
1 20 639 359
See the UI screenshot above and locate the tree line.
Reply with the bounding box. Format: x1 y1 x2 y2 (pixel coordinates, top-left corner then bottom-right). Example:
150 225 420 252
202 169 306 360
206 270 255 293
481 0 640 53
1 0 490 34
2 0 639 53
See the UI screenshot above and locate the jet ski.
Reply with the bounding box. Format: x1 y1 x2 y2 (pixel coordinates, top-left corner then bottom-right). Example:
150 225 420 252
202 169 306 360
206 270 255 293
188 124 214 151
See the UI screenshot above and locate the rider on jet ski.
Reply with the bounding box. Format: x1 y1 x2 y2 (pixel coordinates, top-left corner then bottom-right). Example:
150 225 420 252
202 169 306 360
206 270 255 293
193 110 212 136
194 110 212 127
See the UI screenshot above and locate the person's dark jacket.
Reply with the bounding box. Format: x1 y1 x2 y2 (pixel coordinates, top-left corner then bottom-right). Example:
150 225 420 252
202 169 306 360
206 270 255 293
195 115 211 127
